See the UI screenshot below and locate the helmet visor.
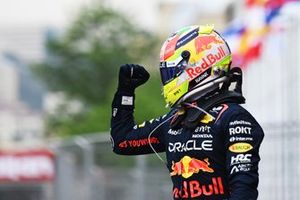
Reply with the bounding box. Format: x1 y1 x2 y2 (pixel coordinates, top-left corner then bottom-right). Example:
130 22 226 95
159 62 185 85
160 66 177 85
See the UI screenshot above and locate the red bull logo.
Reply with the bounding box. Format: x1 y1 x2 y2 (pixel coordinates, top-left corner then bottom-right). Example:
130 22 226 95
195 35 224 54
170 156 214 178
173 177 225 199
186 46 226 80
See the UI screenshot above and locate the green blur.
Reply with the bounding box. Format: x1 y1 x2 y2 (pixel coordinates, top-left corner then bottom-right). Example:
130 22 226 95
31 4 168 137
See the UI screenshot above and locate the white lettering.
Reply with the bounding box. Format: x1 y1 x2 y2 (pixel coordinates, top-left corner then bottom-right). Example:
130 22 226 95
229 120 252 126
229 136 253 142
195 126 211 133
192 134 213 139
231 164 252 174
168 140 213 152
168 129 183 135
194 71 209 83
231 154 252 166
202 140 213 151
186 140 194 151
229 126 252 135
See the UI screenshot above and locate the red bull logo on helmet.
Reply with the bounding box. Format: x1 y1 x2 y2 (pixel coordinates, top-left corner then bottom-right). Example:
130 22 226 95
185 46 227 81
170 156 214 179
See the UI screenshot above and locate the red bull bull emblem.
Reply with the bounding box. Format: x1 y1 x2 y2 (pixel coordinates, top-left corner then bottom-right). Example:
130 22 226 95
195 35 224 54
170 156 214 178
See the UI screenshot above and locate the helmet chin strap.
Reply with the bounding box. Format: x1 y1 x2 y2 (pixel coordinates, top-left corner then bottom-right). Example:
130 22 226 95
176 76 229 106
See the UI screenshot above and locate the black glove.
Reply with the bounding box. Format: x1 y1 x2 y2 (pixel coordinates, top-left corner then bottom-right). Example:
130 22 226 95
118 64 150 93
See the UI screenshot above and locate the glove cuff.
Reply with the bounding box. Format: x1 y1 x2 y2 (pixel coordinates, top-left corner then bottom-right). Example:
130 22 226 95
112 90 135 110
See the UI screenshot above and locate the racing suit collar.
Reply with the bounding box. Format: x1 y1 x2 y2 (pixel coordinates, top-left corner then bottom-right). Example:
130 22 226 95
170 91 245 129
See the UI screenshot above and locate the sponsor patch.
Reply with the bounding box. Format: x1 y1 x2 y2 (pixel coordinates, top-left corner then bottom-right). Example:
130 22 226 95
230 154 252 166
121 96 133 105
185 47 226 81
229 136 253 142
229 120 251 126
173 177 224 198
194 125 211 133
192 134 213 139
228 143 253 153
168 128 183 135
168 140 213 153
229 126 252 135
194 70 210 83
230 163 252 174
175 28 199 49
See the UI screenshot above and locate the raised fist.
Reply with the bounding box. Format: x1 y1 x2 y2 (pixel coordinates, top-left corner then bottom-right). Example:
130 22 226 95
118 64 150 93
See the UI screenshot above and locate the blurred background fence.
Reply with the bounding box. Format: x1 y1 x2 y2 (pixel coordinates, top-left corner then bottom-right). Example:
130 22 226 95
52 134 172 200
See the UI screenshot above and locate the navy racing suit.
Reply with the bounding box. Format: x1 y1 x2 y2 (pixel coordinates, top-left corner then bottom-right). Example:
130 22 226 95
111 90 264 200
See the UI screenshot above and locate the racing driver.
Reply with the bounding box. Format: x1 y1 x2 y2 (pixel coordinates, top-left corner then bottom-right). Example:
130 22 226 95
110 25 264 200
